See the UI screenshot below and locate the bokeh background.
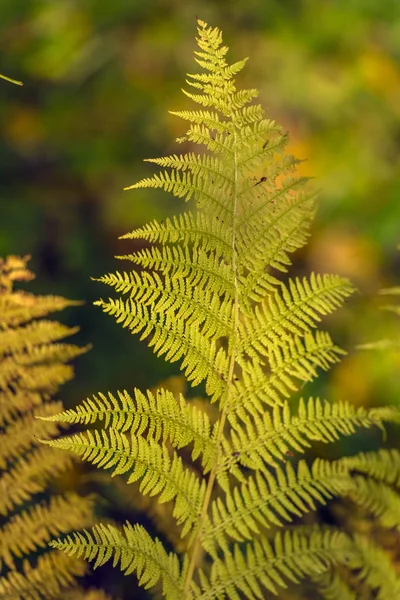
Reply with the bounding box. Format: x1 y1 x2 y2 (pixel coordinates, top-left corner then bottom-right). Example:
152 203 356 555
1 1 400 597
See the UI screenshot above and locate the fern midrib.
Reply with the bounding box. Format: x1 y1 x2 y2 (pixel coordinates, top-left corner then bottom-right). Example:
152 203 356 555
182 127 241 597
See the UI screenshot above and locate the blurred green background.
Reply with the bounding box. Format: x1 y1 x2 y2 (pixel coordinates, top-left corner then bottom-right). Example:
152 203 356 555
1 0 400 597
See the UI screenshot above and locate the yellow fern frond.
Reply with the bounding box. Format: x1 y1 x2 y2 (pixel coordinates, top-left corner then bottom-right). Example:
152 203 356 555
0 255 98 597
193 529 354 599
50 523 185 600
41 429 205 534
39 386 215 467
0 551 86 600
204 459 354 556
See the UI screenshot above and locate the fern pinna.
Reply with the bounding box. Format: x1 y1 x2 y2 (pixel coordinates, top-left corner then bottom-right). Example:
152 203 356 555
0 255 109 600
41 21 400 600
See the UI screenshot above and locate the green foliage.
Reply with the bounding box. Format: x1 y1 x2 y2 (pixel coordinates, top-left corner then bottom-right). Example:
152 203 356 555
41 21 400 599
0 255 107 599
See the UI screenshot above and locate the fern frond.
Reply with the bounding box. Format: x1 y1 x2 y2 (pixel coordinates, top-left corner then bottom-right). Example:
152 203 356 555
204 459 354 555
39 386 216 468
0 389 42 428
169 109 233 133
0 551 86 600
238 274 354 357
221 400 398 475
0 400 63 469
345 448 400 485
348 476 400 530
125 169 234 218
0 493 94 570
118 245 234 295
0 320 78 355
120 211 232 257
95 270 233 340
312 570 357 600
46 19 400 600
0 446 75 515
0 291 80 328
229 331 345 417
237 191 317 302
50 523 185 600
41 429 205 533
94 296 229 399
144 153 233 187
239 173 306 229
0 255 96 597
192 529 353 599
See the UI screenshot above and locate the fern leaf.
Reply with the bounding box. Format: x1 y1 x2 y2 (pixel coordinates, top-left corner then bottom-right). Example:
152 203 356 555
221 400 399 475
192 529 353 599
0 493 94 570
169 109 232 133
39 386 215 467
237 191 317 302
238 274 354 358
41 430 205 533
45 19 400 600
120 211 232 257
50 523 185 600
0 551 86 600
95 270 233 339
204 459 354 555
228 331 345 418
312 571 357 600
94 295 229 400
345 447 400 485
117 245 235 296
348 476 400 530
0 401 63 469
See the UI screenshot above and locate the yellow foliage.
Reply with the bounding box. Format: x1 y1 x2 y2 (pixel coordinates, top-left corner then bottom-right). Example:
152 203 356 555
0 255 100 599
